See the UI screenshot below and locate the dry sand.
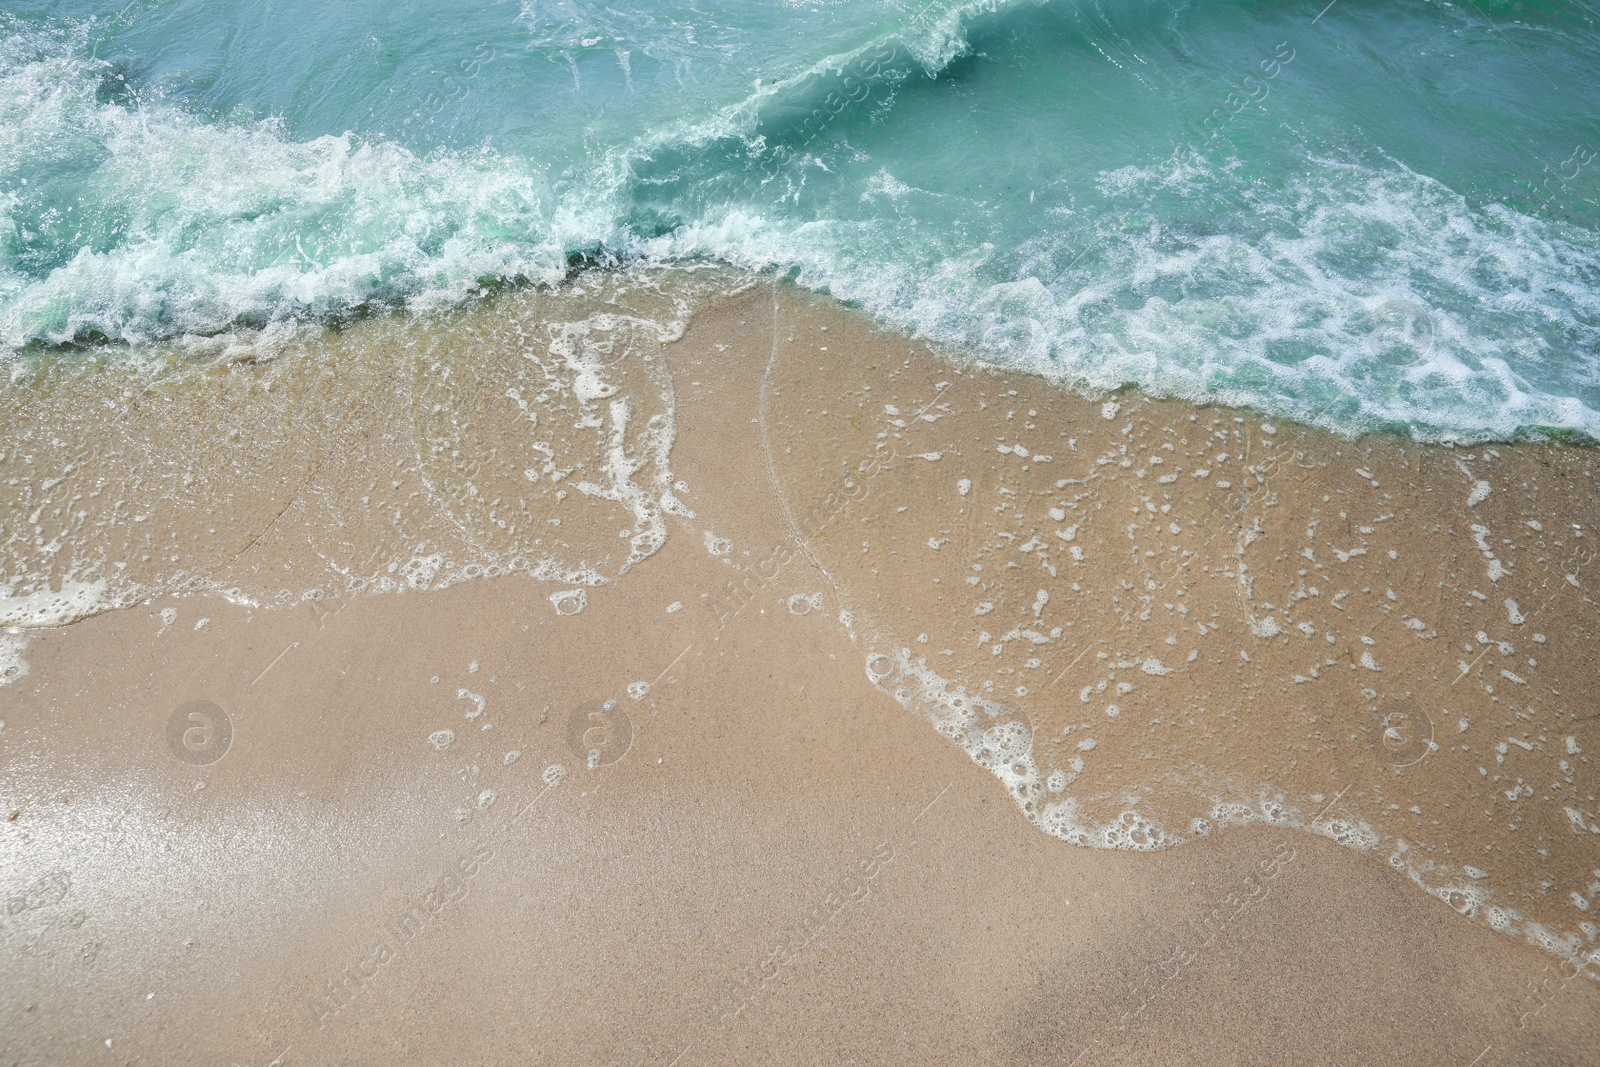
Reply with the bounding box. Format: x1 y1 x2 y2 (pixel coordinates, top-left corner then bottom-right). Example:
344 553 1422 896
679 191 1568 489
2 277 1597 1065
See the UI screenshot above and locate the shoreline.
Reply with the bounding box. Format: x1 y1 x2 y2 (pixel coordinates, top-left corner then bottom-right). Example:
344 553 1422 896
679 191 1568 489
9 260 1600 451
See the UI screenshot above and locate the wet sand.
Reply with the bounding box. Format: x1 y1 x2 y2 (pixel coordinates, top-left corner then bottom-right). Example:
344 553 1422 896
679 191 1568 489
2 279 1597 1065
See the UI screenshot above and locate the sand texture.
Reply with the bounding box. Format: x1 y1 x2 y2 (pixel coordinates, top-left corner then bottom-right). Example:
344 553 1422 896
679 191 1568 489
3 279 1597 1066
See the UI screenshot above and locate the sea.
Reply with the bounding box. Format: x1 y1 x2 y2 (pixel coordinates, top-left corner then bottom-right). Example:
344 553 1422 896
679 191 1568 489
3 0 1598 441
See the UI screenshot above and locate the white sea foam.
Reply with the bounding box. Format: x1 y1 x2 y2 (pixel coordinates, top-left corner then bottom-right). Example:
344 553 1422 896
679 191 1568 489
0 577 119 628
641 154 1600 442
0 25 572 354
5 16 1597 443
859 628 1596 978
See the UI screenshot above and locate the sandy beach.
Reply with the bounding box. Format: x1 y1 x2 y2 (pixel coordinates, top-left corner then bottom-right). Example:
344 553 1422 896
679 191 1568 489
3 278 1598 1066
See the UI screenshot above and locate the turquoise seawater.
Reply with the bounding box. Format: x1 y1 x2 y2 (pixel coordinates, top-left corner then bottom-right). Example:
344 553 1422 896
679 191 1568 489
3 0 1599 440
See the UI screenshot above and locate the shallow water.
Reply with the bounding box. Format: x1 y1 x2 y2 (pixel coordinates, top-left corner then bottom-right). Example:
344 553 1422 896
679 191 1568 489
753 283 1600 975
0 266 744 628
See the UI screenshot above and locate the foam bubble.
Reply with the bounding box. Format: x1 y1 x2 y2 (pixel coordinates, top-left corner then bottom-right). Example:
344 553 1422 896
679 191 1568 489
788 592 823 615
550 589 588 616
0 578 118 628
1039 799 1170 851
1248 615 1281 639
867 649 1043 809
1312 816 1381 852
